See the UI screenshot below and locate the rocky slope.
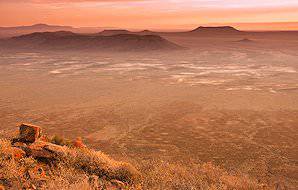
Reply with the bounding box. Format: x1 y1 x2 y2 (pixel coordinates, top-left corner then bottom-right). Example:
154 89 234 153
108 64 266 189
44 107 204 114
0 124 140 189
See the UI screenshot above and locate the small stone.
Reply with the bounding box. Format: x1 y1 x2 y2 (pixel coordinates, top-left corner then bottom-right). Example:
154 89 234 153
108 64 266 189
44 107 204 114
11 147 26 159
110 179 126 189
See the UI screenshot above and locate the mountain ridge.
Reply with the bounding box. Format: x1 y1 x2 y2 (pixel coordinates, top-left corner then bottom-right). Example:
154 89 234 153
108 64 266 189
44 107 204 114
1 31 183 52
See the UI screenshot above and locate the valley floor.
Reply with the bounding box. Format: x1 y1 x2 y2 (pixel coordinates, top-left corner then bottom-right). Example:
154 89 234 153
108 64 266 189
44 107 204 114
0 37 297 189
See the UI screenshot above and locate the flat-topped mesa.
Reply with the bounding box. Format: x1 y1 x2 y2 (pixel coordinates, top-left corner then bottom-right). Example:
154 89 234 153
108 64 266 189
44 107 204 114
190 26 241 34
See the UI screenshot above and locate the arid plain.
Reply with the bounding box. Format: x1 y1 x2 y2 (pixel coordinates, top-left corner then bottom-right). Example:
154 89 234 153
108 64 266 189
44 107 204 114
0 32 298 188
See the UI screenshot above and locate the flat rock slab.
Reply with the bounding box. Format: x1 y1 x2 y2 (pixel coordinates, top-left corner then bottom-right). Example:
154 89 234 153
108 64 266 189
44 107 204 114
25 141 67 159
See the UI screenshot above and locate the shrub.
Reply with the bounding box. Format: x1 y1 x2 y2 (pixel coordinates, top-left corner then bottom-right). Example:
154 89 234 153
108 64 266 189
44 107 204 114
50 135 72 147
60 147 141 184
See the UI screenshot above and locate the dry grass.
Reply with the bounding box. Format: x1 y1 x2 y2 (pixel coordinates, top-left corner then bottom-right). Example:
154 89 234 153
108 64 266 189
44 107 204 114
137 160 273 190
60 147 141 183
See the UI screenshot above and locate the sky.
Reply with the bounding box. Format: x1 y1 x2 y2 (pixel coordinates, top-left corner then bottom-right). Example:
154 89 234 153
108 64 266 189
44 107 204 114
1 0 298 30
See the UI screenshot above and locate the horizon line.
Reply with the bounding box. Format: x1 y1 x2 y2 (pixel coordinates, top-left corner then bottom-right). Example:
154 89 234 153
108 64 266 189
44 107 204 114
1 21 298 32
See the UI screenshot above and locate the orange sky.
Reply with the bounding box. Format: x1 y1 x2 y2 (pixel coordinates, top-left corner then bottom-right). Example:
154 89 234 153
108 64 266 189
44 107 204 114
1 0 298 30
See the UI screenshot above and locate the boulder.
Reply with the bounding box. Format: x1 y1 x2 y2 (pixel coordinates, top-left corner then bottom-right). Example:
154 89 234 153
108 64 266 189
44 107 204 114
15 123 42 143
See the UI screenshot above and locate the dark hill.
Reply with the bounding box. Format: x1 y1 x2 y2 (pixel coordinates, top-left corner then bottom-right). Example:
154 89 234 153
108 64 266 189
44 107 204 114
1 31 182 51
12 31 78 42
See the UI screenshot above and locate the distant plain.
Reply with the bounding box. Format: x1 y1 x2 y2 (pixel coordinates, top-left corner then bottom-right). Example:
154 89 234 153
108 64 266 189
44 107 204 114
0 32 297 188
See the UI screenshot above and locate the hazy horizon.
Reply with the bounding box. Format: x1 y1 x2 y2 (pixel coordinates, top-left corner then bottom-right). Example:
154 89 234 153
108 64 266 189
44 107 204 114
1 0 298 31
1 22 298 32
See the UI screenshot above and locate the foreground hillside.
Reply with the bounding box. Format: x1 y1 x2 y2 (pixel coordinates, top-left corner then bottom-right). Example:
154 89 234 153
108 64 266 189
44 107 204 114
0 123 276 189
0 124 141 189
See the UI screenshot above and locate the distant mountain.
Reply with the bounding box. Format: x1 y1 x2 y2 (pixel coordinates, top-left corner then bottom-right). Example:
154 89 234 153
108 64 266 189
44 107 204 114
0 24 73 31
0 24 74 38
98 29 131 36
0 24 118 38
98 29 157 36
1 31 183 51
0 24 247 39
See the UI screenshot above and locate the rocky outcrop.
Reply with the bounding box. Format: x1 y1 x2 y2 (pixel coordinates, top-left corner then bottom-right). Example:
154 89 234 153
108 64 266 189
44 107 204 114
24 141 67 159
11 124 85 160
